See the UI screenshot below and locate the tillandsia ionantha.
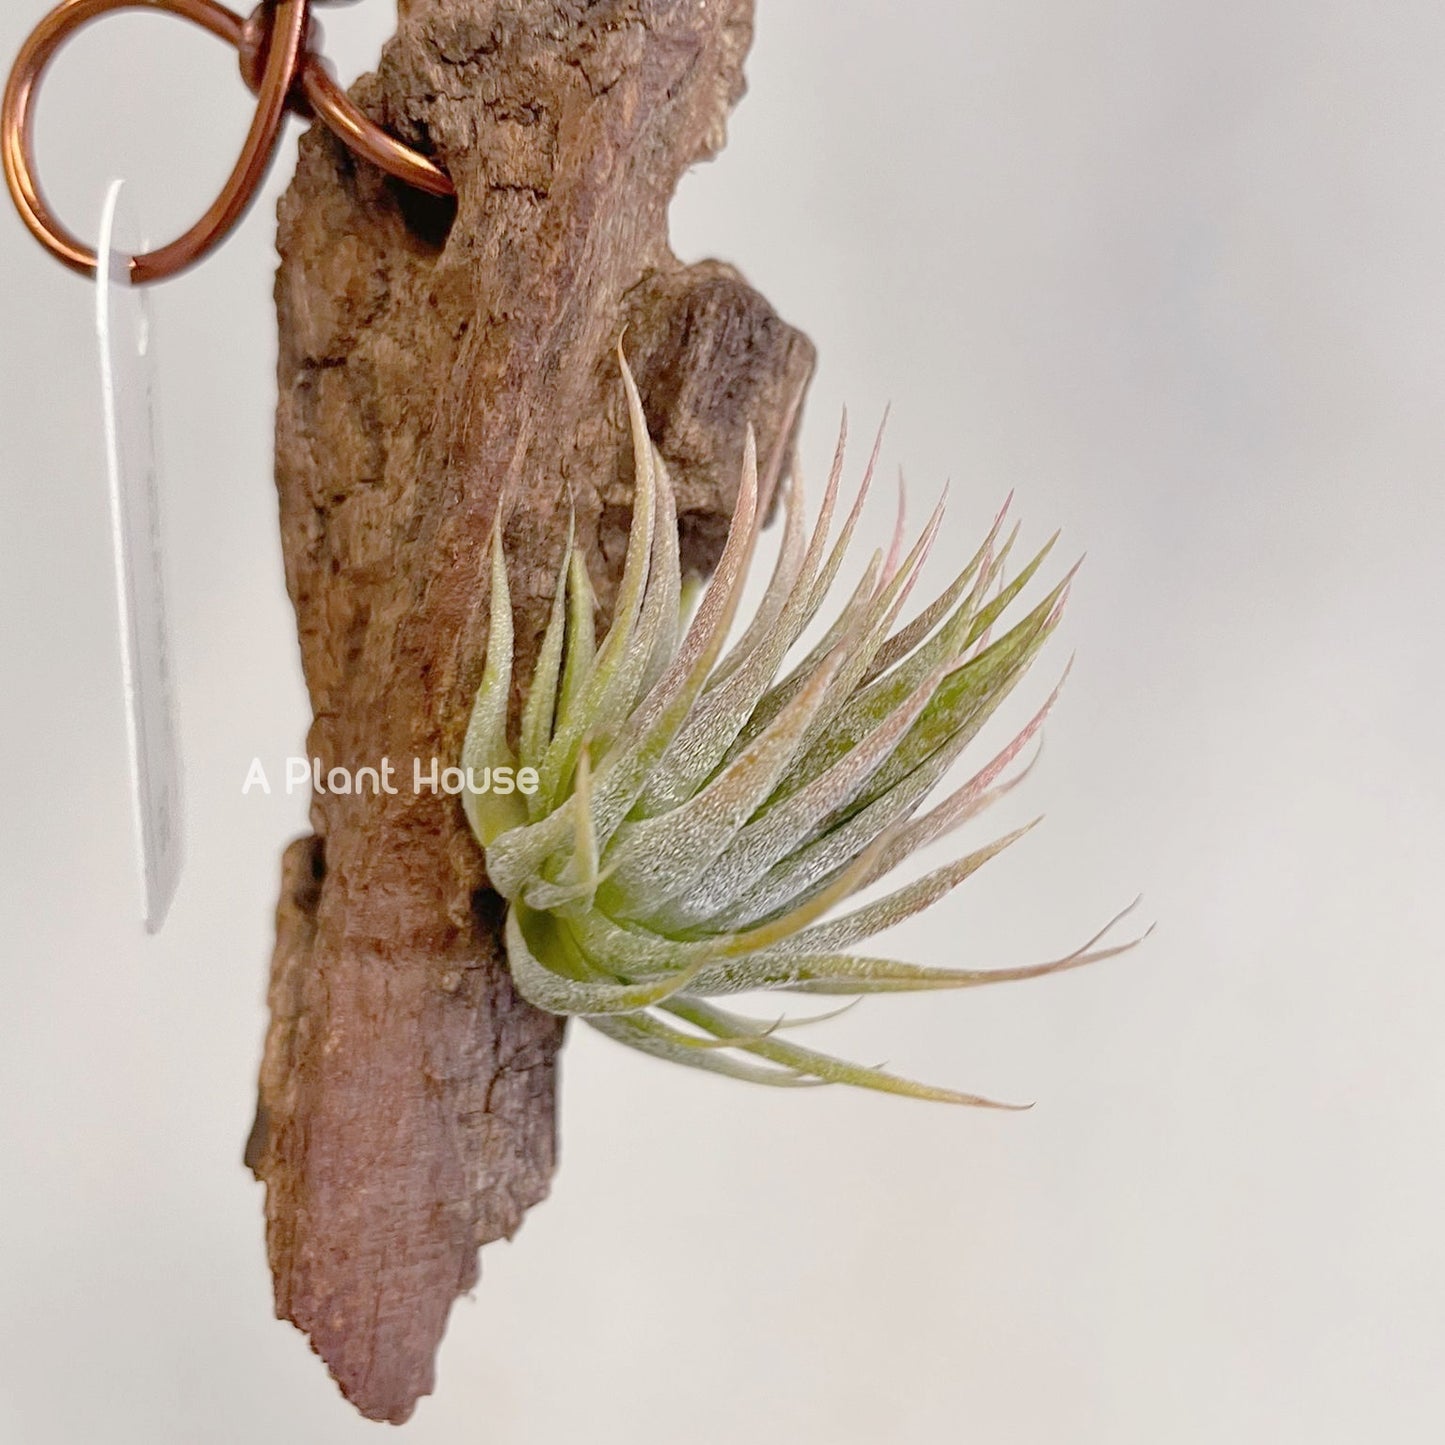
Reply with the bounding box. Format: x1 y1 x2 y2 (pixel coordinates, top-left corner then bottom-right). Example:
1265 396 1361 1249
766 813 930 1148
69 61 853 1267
461 352 1142 1106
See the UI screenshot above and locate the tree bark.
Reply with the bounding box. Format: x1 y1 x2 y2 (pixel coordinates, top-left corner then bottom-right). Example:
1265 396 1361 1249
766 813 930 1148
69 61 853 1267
243 0 813 1424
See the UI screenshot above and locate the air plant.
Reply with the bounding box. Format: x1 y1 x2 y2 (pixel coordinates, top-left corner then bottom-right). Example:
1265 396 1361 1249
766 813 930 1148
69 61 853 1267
462 355 1140 1106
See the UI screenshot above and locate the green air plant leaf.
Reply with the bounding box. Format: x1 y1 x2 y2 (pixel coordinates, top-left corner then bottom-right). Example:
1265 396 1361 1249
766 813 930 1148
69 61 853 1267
462 351 1144 1107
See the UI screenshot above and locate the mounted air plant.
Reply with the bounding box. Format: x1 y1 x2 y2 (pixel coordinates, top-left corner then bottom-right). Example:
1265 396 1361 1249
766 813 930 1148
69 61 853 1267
462 355 1141 1106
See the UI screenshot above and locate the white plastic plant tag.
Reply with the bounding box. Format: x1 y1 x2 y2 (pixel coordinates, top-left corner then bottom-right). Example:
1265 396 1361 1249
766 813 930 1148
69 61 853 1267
96 179 183 932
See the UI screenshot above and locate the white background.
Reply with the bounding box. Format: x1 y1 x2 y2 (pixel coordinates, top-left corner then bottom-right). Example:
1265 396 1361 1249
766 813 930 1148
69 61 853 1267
2 2 1442 1441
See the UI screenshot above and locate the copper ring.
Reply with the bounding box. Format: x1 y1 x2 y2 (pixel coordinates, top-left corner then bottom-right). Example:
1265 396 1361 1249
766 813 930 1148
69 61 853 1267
299 60 453 200
2 0 306 282
1 0 454 285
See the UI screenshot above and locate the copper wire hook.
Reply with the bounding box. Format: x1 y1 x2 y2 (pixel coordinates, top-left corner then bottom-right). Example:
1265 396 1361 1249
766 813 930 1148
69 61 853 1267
1 0 454 285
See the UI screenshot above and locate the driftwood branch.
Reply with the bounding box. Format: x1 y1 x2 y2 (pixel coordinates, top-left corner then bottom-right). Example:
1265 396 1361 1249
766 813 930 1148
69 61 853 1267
244 0 813 1423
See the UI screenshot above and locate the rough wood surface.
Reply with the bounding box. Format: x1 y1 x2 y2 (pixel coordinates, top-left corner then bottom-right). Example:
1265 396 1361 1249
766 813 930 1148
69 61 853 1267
244 0 813 1423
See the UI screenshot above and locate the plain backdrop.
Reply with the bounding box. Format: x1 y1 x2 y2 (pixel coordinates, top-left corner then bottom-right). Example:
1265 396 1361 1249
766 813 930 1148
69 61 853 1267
2 2 1442 1441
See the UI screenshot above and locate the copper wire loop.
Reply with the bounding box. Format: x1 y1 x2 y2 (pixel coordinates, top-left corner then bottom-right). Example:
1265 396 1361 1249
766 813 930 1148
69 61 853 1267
1 0 454 284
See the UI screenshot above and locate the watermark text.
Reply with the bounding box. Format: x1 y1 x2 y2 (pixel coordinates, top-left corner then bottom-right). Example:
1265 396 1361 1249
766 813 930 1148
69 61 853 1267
241 756 540 798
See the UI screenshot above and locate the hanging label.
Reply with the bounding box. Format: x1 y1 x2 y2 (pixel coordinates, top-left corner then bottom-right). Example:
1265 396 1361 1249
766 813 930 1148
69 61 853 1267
96 179 184 932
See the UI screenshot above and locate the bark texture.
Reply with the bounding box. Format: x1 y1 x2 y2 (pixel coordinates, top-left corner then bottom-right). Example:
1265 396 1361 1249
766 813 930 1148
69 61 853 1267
245 0 813 1424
